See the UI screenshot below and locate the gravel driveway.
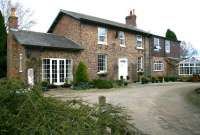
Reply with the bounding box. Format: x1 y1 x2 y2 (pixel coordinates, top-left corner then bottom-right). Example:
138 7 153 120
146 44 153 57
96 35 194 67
45 82 200 135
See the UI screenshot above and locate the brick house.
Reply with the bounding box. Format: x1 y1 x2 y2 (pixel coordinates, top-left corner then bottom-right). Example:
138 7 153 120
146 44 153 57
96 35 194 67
7 8 180 85
148 35 181 77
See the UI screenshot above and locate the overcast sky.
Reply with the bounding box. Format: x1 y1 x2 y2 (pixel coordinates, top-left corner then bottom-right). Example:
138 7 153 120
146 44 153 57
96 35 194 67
14 0 200 54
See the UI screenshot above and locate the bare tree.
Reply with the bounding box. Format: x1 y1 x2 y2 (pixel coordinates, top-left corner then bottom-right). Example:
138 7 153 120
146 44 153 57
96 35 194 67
180 41 198 58
0 0 36 30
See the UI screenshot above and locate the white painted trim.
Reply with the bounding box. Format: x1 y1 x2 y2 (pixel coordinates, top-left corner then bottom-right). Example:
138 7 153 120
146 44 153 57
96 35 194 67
19 53 23 72
41 58 73 85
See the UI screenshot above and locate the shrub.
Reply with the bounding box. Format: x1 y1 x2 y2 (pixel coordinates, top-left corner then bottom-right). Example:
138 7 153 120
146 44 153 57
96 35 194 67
169 76 177 82
151 76 156 83
180 76 192 82
113 79 128 87
141 77 149 84
72 82 93 90
164 76 169 82
41 80 49 87
114 80 124 86
75 61 89 83
93 79 113 89
192 74 200 82
158 76 163 83
0 79 146 135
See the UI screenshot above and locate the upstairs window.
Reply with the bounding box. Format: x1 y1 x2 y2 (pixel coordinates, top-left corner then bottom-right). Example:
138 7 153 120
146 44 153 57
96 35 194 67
119 31 125 47
136 35 143 49
98 27 107 45
153 60 164 71
97 54 107 73
137 57 143 72
154 38 160 51
165 40 170 53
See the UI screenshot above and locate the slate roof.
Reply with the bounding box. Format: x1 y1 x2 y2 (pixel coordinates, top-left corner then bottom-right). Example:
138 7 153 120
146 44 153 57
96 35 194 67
48 9 150 35
11 30 83 50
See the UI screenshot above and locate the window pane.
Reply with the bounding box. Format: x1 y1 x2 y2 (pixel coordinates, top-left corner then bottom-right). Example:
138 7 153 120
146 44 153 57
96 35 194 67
42 59 50 82
52 60 57 83
165 40 170 53
154 38 160 51
66 60 72 81
98 27 107 43
119 31 125 46
136 35 142 48
59 60 65 83
98 54 107 72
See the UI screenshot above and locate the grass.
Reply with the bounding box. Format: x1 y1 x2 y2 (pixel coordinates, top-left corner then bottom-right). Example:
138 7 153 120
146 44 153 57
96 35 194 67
186 89 200 108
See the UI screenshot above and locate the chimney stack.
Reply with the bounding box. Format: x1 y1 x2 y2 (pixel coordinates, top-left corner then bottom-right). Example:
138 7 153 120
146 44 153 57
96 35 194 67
125 9 137 26
8 7 18 29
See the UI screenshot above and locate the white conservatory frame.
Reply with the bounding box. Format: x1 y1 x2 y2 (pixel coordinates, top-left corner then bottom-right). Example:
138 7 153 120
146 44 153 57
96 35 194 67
179 57 200 75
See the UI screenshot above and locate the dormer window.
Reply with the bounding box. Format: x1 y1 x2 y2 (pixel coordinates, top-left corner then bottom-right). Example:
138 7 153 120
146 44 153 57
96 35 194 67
154 38 160 51
119 31 125 47
136 35 143 49
98 27 107 45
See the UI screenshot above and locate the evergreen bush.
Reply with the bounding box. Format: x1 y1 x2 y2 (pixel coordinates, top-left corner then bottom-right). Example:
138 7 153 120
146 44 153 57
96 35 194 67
92 79 113 89
75 61 89 83
0 79 147 135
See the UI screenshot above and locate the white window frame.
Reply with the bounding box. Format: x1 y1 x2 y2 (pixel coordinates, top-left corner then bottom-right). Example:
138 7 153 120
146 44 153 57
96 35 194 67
154 38 160 51
179 62 200 75
19 53 23 72
137 57 144 72
42 58 73 85
153 60 164 71
97 54 107 74
165 40 170 53
98 27 107 45
119 31 125 47
136 35 143 49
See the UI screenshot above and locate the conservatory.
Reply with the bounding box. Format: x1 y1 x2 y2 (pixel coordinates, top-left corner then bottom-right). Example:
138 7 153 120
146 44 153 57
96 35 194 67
179 57 200 75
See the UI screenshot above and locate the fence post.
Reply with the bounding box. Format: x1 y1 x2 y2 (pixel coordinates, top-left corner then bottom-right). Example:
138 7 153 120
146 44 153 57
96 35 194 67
99 96 106 105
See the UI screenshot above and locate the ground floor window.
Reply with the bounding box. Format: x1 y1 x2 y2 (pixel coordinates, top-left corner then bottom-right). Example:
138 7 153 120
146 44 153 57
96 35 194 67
179 63 200 75
97 54 107 73
137 57 143 72
153 60 164 71
42 58 72 85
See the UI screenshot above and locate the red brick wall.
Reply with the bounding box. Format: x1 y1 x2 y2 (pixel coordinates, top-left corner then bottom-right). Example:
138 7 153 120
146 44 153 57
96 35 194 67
7 33 26 82
51 15 148 81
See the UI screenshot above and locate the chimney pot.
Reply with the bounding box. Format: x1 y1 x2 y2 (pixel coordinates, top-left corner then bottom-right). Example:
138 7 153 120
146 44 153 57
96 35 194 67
11 7 16 17
132 9 135 14
8 7 18 29
125 9 137 26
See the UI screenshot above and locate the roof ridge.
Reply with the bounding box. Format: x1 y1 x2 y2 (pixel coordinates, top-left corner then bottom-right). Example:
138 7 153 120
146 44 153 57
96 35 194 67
59 9 149 33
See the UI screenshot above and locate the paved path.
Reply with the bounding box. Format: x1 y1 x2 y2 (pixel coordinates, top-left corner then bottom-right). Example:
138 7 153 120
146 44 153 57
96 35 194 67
45 82 200 135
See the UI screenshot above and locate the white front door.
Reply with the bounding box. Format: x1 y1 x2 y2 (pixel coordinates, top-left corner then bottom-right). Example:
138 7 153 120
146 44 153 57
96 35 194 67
118 58 128 80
